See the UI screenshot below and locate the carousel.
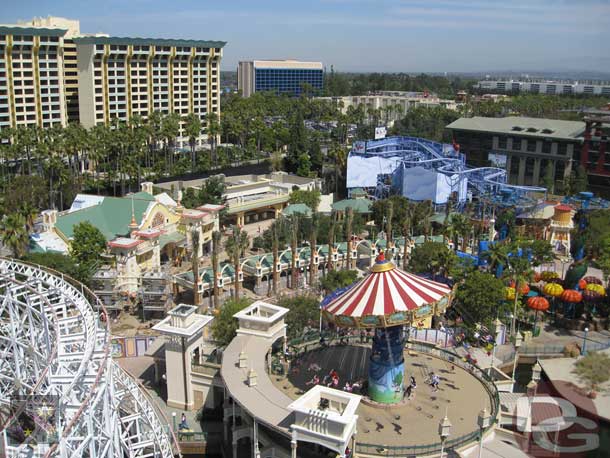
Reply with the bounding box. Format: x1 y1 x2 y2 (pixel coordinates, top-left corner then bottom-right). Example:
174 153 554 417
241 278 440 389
322 252 453 404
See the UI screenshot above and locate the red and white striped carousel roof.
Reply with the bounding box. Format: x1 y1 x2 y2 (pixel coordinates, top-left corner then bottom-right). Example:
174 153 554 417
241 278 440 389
324 256 451 318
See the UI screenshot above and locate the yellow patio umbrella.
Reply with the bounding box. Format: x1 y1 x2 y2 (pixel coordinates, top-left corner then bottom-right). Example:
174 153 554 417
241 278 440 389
586 283 606 296
543 282 564 298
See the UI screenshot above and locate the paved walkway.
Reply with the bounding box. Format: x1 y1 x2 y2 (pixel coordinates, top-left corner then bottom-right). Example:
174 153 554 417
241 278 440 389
116 356 210 437
272 344 493 448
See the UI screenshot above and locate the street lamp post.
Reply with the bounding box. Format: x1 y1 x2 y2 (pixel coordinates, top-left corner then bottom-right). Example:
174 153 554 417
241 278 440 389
438 411 452 458
511 331 523 391
582 327 589 355
172 412 176 432
532 360 541 384
477 408 492 458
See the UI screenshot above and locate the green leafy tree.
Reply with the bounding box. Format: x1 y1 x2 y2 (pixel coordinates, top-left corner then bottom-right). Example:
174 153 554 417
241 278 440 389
0 213 29 258
526 239 556 267
296 152 312 177
571 165 589 194
309 136 324 174
69 221 106 269
320 269 358 293
573 352 610 393
23 252 90 284
286 110 308 173
409 241 457 277
289 189 321 211
278 295 320 339
455 271 507 330
211 297 253 347
540 165 555 193
2 175 49 214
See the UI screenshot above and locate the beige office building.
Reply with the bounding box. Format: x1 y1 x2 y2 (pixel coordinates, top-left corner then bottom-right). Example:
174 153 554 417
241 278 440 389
75 36 225 146
0 24 67 130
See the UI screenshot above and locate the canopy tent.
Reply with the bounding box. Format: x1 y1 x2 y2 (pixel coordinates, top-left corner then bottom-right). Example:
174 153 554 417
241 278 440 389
323 254 452 328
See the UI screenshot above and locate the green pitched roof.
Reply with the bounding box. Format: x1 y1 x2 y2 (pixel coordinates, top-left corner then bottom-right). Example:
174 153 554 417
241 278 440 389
0 26 67 37
73 36 226 48
331 198 372 213
56 193 156 241
283 203 312 217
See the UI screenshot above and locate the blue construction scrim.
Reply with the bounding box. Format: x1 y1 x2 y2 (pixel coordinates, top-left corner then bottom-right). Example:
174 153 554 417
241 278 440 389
347 136 547 208
254 68 323 96
368 326 406 404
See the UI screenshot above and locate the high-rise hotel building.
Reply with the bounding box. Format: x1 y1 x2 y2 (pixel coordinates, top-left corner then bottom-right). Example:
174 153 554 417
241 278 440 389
0 16 225 147
0 24 67 130
74 37 225 145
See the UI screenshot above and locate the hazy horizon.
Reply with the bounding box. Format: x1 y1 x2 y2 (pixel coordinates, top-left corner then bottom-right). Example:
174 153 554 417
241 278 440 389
4 0 609 74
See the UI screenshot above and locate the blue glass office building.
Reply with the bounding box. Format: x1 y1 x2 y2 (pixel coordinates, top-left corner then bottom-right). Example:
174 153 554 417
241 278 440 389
255 68 323 95
238 60 324 97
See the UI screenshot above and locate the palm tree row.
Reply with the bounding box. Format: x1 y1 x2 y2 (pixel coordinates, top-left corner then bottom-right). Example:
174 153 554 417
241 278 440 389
0 112 221 211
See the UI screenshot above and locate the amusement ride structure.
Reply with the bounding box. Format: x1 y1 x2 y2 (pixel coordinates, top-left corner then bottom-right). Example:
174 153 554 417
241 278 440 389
0 259 178 458
322 253 453 404
347 136 547 210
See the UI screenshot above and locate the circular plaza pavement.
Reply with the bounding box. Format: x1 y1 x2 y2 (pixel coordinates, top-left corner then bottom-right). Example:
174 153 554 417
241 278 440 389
272 343 495 449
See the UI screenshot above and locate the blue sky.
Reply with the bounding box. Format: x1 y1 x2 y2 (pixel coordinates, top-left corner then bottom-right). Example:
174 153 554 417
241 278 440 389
4 0 609 73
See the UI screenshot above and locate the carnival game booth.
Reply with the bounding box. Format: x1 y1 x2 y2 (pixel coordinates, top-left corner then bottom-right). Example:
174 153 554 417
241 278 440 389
322 253 453 404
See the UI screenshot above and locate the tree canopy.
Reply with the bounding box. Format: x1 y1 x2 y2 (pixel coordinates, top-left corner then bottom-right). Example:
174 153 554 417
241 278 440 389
23 252 90 284
455 271 508 330
408 241 457 276
69 221 107 270
277 295 320 339
289 189 321 211
181 175 226 209
210 297 253 347
320 270 359 293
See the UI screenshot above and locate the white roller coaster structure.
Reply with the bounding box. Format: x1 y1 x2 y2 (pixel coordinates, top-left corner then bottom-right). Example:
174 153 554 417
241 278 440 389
349 136 547 208
0 258 180 458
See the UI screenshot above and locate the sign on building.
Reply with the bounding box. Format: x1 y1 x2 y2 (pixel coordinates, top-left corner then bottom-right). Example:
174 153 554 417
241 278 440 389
375 126 387 140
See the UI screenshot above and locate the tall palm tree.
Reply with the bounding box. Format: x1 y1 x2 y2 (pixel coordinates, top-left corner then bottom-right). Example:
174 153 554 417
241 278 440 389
184 113 202 172
272 222 280 294
19 203 38 234
417 200 433 242
211 231 222 308
191 228 201 306
206 113 221 167
402 205 413 270
309 212 318 287
484 241 510 275
385 200 394 260
225 225 250 299
345 207 354 269
289 215 299 289
1 213 28 258
505 253 534 336
447 214 472 252
328 211 337 272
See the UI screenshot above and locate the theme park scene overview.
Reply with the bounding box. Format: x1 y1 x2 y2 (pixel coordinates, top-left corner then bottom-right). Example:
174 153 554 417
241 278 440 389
1 3 610 458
